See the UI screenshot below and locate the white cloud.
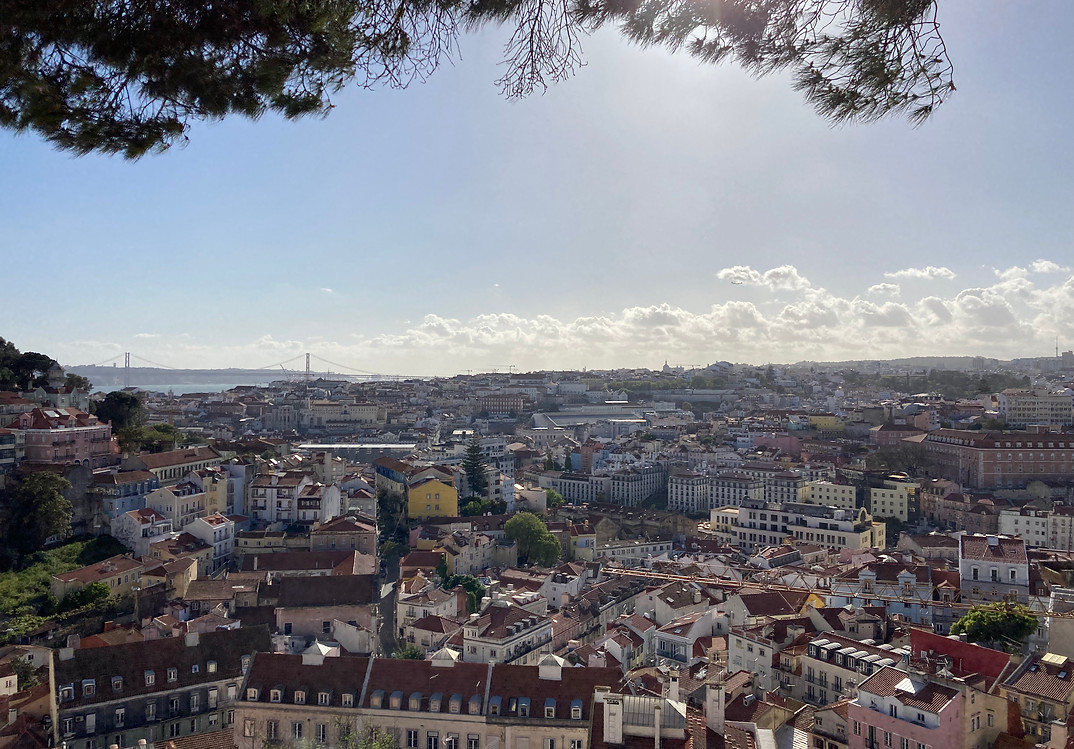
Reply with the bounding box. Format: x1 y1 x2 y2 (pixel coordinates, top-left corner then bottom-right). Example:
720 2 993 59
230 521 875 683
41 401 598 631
59 264 1074 374
320 288 335 294
133 333 160 339
1031 259 1071 274
867 283 901 298
884 266 956 280
716 264 814 291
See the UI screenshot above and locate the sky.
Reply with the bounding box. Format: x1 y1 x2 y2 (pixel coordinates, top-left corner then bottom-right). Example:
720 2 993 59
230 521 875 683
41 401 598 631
2 1 1073 377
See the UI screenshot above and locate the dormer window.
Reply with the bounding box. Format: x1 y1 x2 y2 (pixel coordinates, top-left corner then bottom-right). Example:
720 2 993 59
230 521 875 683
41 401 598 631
409 692 422 711
167 668 178 683
145 670 155 686
294 690 306 705
270 689 282 703
207 661 217 673
469 695 483 715
247 688 259 701
518 698 530 718
60 684 75 701
430 693 443 712
370 691 384 709
191 664 200 674
342 693 355 707
489 696 502 716
112 677 123 692
544 698 556 718
571 699 583 720
241 655 251 674
82 679 96 696
318 691 331 706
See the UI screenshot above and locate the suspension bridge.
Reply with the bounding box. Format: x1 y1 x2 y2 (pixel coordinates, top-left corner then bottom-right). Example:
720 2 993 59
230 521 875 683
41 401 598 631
74 351 433 387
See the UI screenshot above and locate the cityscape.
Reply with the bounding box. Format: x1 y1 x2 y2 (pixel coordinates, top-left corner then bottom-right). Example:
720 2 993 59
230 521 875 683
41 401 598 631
2 3 1073 749
4 351 1074 749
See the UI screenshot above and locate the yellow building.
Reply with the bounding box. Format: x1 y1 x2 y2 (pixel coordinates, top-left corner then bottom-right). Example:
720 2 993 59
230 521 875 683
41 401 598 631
805 480 858 510
808 414 845 431
868 476 917 522
407 477 458 520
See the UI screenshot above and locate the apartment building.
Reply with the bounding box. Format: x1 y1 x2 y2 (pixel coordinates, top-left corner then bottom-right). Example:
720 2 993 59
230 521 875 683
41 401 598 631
958 534 1029 603
846 667 960 749
868 477 917 523
667 469 708 514
234 650 619 749
798 634 906 706
733 499 885 552
248 471 341 525
462 602 553 666
146 481 207 529
92 470 161 525
710 472 765 509
54 627 270 749
6 406 114 468
922 429 1074 490
997 389 1074 428
805 481 858 511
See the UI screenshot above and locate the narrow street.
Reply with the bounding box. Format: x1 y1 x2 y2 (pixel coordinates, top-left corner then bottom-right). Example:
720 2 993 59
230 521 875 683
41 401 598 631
377 555 400 657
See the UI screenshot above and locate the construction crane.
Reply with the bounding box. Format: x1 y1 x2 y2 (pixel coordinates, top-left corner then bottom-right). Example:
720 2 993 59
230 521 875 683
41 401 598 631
604 566 1074 618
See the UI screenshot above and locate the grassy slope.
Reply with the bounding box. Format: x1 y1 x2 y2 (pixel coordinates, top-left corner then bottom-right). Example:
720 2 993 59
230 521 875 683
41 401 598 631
0 536 127 617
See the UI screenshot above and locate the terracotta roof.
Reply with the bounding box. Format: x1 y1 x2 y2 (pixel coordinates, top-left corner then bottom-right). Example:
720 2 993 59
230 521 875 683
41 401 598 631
94 470 156 485
859 666 958 713
960 535 1028 564
53 554 142 584
1005 654 1074 703
139 446 221 470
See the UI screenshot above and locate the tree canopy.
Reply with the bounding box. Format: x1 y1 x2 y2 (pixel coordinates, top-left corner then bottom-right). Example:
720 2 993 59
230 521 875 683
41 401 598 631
0 337 57 391
950 601 1038 651
96 390 145 431
2 472 73 559
504 511 561 567
462 434 489 499
1 0 954 157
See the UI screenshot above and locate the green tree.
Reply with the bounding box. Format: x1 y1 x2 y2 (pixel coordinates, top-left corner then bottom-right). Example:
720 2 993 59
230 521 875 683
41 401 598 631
444 574 486 613
504 512 561 567
545 489 565 510
0 0 954 158
393 644 426 659
64 373 93 392
9 656 40 689
96 391 145 431
340 727 399 749
462 434 489 498
59 581 111 612
3 472 73 558
950 601 1038 651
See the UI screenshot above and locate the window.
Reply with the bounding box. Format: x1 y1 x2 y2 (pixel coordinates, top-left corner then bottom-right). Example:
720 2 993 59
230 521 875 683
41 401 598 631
270 689 282 703
267 721 279 740
428 733 440 749
570 741 583 749
191 665 200 674
467 735 480 749
209 713 219 727
83 680 96 696
243 720 255 738
546 706 556 718
115 708 125 728
292 722 304 740
295 691 306 705
208 688 218 709
317 724 329 743
901 739 909 749
145 703 157 721
145 670 156 686
246 688 259 701
170 697 180 715
342 693 354 707
190 719 197 734
111 677 122 692
519 703 529 718
191 694 201 712
283 622 293 635
572 706 583 720
323 621 332 634
319 692 331 706
543 740 555 749
988 713 995 727
408 730 420 748
167 668 178 683
169 723 181 738
207 661 217 673
446 735 459 749
884 732 892 747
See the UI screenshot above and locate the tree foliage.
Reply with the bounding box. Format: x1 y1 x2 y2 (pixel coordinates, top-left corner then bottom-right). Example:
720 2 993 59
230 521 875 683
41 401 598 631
444 573 486 613
0 0 954 157
462 434 489 498
950 601 1037 651
393 644 426 659
96 391 145 432
504 511 561 567
9 656 40 689
2 472 73 559
545 489 565 510
0 337 57 391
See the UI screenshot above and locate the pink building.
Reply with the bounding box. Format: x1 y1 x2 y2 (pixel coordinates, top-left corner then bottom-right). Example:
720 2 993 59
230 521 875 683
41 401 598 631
848 666 961 749
5 406 115 468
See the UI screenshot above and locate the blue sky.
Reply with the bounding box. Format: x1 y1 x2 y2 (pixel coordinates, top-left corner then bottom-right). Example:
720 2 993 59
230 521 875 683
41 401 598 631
2 1 1072 376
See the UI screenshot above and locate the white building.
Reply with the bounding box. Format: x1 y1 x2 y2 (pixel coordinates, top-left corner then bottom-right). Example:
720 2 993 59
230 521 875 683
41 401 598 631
185 513 235 573
112 507 176 557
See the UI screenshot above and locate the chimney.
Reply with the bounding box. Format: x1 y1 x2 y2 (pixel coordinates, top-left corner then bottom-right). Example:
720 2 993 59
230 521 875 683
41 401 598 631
654 703 662 749
706 682 725 733
185 631 200 647
603 695 624 745
59 647 75 661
